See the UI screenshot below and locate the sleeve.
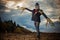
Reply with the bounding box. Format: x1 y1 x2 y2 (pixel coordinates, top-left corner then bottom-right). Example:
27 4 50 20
41 10 55 27
42 13 48 19
25 8 32 12
41 10 48 19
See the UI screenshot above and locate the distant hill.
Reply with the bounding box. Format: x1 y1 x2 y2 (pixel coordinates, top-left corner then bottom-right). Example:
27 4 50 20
0 18 32 34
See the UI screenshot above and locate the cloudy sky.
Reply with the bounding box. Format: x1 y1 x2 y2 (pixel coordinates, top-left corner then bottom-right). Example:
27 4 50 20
0 0 60 33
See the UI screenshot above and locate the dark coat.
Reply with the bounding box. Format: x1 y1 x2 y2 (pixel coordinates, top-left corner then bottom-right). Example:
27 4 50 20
25 8 48 22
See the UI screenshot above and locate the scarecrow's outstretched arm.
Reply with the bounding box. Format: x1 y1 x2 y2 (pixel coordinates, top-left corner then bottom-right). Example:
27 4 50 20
25 8 32 12
42 13 49 19
17 7 32 12
40 10 54 26
39 10 49 19
42 12 50 25
42 13 50 24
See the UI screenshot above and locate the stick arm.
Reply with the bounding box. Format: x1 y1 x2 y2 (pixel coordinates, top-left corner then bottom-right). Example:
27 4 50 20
25 8 32 12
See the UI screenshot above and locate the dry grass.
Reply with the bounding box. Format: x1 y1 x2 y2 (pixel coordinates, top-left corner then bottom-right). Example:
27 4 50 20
0 32 60 40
